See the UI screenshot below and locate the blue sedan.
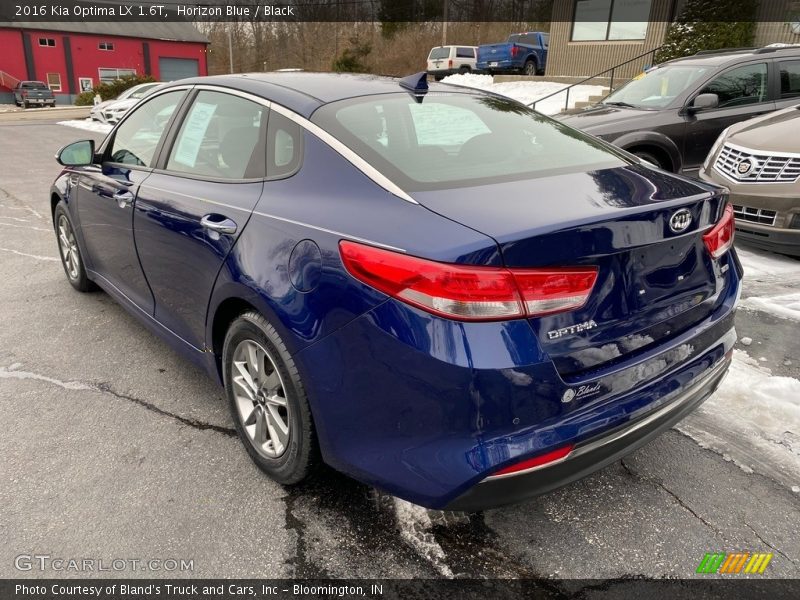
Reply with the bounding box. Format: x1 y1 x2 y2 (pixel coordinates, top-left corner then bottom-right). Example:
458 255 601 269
50 72 740 510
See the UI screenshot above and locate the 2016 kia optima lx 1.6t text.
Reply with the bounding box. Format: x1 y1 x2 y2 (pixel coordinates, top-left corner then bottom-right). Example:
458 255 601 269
50 72 741 511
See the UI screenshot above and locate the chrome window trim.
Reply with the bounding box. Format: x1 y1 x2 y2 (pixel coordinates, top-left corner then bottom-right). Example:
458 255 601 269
191 84 418 204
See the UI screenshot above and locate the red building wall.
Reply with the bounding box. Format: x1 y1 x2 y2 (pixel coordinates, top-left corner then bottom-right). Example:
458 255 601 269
0 27 207 97
0 29 28 87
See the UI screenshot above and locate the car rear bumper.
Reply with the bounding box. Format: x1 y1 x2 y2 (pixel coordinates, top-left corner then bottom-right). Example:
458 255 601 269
734 222 800 257
443 353 730 511
296 249 740 509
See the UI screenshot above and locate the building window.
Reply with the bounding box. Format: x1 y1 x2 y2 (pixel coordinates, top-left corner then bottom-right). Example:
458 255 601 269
47 73 62 92
38 38 56 47
98 42 115 51
98 68 137 83
571 0 652 41
79 77 94 93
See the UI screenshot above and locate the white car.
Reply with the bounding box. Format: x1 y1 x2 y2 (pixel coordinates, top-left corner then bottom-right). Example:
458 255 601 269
90 82 163 124
426 45 478 80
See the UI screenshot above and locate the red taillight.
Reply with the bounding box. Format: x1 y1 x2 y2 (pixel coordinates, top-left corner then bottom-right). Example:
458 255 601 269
21 90 28 98
339 241 597 322
448 59 453 68
703 204 735 259
511 45 519 57
490 444 575 478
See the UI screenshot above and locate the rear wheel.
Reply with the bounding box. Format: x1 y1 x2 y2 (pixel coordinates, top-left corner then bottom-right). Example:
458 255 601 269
458 66 471 75
524 59 537 76
223 311 318 485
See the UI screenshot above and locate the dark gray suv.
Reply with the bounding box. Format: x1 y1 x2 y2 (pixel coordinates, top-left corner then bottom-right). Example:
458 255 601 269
558 46 800 177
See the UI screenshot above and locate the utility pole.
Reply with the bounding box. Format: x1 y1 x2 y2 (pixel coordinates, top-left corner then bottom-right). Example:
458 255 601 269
227 24 234 74
442 0 448 46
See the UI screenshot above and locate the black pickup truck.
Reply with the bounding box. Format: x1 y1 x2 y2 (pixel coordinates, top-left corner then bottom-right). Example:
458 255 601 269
13 81 56 108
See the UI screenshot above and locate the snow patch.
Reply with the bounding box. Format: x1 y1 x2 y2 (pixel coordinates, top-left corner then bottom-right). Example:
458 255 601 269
58 119 113 134
740 293 800 322
678 350 800 489
441 73 606 115
737 246 800 280
391 498 453 578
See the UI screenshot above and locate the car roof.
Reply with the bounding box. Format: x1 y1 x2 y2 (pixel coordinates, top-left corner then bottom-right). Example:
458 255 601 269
668 46 800 68
163 72 482 118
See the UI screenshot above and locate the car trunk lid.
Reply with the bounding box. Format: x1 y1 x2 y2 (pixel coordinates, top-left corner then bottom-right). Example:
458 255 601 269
413 164 729 377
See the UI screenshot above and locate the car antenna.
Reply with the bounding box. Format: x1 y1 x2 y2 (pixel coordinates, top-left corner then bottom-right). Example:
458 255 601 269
399 72 428 103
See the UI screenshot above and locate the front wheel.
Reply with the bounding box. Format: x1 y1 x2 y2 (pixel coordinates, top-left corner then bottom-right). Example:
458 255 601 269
54 202 95 292
633 150 667 171
223 311 318 485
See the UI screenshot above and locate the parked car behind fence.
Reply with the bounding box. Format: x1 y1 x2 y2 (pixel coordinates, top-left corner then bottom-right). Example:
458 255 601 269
426 45 478 80
477 32 549 76
558 46 800 178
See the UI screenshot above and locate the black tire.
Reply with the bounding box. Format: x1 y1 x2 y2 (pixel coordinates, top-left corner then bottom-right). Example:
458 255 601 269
633 150 667 170
524 59 537 76
53 202 95 292
223 311 318 485
434 74 444 81
458 66 471 75
23 101 29 109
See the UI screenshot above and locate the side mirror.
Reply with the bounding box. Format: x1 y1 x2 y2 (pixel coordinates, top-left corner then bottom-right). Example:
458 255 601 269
56 140 95 166
690 93 719 112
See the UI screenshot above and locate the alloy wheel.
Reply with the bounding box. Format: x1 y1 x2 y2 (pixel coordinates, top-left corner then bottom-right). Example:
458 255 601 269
57 214 80 281
231 339 291 458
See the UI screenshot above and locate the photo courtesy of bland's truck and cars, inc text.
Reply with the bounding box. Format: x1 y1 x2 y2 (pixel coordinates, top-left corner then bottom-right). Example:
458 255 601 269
0 1 799 598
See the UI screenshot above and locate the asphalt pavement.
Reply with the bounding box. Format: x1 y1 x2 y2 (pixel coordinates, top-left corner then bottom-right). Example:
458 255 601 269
1 116 798 581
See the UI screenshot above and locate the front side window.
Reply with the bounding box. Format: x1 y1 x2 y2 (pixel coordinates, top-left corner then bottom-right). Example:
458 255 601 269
167 91 267 179
107 90 186 167
572 0 651 41
697 63 768 108
779 60 800 99
314 93 626 191
603 64 712 109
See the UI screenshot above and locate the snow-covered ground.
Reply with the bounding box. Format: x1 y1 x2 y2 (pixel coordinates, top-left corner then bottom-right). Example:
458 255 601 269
679 246 800 491
441 73 606 115
58 119 112 134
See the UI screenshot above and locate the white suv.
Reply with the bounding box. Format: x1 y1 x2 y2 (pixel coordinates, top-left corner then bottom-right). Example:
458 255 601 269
426 46 478 80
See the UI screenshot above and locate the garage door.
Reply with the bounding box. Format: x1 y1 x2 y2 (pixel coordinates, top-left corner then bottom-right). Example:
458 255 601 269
158 58 199 82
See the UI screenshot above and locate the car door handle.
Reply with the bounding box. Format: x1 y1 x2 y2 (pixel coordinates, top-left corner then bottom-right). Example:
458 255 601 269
113 190 134 208
201 214 238 235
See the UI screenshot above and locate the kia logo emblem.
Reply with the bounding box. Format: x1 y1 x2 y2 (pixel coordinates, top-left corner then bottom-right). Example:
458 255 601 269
669 209 692 233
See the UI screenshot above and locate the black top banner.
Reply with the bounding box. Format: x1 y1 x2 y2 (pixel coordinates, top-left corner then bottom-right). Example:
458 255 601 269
1 0 799 23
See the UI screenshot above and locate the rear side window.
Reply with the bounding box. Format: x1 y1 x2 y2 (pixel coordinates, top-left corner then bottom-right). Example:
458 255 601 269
166 91 267 179
779 60 800 99
456 47 475 58
267 111 303 178
313 93 625 192
107 90 186 167
697 63 768 108
428 47 450 60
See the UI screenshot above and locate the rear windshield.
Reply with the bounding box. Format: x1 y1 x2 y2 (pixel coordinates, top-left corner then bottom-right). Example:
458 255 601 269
312 92 626 192
21 82 48 89
428 47 450 60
